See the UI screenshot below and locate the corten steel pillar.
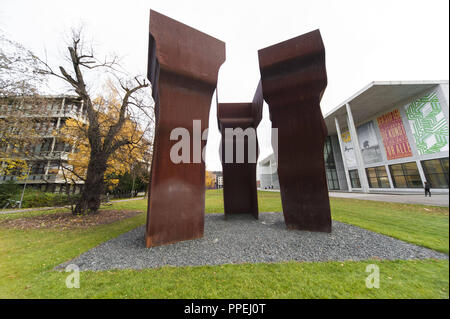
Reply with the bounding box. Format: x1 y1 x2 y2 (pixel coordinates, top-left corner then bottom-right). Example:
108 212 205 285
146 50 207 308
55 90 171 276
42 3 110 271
146 10 226 247
217 82 263 219
257 30 332 232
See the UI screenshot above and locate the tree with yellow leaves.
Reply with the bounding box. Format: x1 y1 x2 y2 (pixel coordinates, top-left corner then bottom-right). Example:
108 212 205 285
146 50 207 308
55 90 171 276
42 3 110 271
205 170 216 189
38 29 154 214
53 85 153 214
58 93 152 191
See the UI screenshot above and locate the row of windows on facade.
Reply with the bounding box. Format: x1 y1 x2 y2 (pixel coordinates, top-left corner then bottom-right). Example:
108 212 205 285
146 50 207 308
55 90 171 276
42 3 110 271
346 157 449 189
1 118 65 136
0 101 83 114
21 183 82 194
0 160 62 176
324 135 449 190
0 139 72 154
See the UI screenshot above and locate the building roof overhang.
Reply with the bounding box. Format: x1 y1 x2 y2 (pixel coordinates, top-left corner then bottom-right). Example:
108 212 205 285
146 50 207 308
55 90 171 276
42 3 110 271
323 80 449 135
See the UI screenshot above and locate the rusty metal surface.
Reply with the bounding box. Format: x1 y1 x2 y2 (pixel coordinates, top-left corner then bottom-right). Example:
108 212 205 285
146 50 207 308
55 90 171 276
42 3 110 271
217 81 263 219
258 30 331 232
146 10 226 247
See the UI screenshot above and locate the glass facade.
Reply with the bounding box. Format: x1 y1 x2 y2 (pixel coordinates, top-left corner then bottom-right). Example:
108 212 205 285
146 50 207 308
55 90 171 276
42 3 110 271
324 136 340 190
349 169 361 188
389 162 422 188
421 158 449 189
366 166 390 188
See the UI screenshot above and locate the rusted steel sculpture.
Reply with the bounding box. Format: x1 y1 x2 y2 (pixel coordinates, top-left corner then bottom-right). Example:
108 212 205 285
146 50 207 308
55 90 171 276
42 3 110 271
217 82 263 219
257 30 332 232
146 10 226 247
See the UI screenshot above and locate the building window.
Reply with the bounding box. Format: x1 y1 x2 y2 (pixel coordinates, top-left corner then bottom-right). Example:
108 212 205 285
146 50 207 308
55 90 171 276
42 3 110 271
349 169 361 188
30 161 46 175
326 170 340 190
421 158 449 189
389 162 422 188
366 166 390 188
324 136 340 190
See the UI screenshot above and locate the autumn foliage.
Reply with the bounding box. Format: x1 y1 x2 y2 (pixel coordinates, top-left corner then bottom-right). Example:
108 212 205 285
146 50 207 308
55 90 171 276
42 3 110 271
57 92 152 191
205 170 216 189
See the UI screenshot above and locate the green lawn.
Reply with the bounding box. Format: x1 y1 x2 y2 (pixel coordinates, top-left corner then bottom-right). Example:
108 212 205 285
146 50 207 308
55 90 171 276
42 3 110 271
0 190 448 298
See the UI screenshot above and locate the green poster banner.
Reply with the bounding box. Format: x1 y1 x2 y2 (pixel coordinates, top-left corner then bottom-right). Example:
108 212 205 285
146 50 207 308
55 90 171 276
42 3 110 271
405 92 449 155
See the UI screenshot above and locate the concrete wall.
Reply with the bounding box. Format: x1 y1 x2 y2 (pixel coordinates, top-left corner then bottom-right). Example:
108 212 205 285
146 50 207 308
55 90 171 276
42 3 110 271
259 172 280 189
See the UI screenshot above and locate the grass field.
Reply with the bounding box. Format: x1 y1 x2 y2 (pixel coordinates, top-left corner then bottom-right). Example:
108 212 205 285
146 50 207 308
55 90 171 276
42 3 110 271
0 190 448 298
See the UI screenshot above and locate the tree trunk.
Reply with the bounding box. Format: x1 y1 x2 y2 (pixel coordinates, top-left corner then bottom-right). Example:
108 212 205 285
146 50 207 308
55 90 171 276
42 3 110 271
74 152 107 214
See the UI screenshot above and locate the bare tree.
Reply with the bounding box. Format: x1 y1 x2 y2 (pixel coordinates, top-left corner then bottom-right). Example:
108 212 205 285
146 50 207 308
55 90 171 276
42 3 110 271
0 30 45 97
38 29 153 214
0 30 48 176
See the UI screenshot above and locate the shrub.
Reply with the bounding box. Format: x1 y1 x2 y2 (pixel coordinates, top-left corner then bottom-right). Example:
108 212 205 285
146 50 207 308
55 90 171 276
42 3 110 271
19 190 80 208
0 185 81 209
0 181 21 208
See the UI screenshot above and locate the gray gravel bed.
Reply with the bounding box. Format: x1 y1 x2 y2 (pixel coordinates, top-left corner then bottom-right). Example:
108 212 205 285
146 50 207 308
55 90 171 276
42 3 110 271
57 212 448 271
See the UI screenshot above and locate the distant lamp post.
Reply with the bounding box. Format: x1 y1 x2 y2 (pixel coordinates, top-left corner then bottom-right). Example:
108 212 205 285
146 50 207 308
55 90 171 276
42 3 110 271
130 163 136 197
19 166 32 209
270 159 274 188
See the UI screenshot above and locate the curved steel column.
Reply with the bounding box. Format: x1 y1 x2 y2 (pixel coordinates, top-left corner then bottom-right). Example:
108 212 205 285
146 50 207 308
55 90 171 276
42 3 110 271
217 82 263 219
258 30 331 232
146 10 226 247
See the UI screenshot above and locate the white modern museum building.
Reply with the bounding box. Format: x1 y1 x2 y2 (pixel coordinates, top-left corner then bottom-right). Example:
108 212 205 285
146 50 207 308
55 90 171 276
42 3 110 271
258 80 449 194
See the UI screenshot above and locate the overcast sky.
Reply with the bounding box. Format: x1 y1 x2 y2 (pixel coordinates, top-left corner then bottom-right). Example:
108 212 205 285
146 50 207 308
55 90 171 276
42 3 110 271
1 0 448 171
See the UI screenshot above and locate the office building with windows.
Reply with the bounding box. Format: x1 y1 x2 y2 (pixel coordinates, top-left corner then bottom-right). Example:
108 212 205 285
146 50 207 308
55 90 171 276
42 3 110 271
212 171 224 189
324 80 448 193
259 81 449 193
0 95 86 193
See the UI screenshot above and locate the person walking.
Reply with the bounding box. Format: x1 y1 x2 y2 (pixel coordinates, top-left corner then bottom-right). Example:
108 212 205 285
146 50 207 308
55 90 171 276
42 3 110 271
424 181 431 197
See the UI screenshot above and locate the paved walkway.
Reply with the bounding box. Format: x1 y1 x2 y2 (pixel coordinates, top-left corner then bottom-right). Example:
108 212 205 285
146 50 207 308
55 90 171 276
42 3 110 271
260 189 449 207
329 192 448 207
0 196 146 215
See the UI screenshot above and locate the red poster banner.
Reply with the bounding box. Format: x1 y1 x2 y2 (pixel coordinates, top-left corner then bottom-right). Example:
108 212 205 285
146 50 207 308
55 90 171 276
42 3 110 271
377 109 412 160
